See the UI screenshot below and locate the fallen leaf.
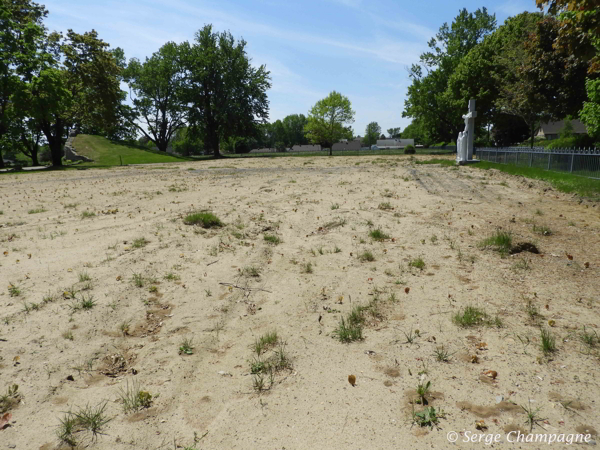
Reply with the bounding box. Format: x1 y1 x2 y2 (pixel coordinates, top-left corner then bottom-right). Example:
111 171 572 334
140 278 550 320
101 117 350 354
405 287 410 294
584 262 589 268
475 419 487 430
484 370 497 379
0 412 12 430
566 254 573 260
348 374 356 386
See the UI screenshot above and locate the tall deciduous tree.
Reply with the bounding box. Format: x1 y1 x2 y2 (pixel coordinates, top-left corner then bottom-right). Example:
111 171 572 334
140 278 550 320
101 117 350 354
364 122 381 147
387 127 401 138
0 0 47 168
123 42 188 152
185 25 271 158
304 91 354 155
282 114 308 148
403 8 496 143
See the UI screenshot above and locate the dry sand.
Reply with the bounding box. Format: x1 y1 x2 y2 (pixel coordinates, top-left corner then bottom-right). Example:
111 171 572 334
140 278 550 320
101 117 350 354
0 155 598 449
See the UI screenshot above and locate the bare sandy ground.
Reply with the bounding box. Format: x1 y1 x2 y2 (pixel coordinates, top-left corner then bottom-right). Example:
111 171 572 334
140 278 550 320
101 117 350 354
0 155 598 450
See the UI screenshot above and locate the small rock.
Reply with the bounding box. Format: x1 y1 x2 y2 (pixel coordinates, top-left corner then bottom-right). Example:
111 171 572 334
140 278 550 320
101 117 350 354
496 395 504 404
588 440 596 446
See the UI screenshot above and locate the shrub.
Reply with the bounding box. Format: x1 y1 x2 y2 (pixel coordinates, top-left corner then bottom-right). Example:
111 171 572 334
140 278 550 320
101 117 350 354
404 145 416 154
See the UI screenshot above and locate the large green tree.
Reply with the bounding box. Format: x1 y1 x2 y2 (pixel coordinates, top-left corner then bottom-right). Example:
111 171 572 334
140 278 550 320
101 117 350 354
0 0 47 168
282 114 308 148
387 127 401 138
304 91 354 155
123 41 188 152
184 25 271 158
364 121 381 147
403 8 496 144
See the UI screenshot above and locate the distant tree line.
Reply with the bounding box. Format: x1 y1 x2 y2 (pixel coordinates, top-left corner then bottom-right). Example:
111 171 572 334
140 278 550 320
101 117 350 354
402 2 600 148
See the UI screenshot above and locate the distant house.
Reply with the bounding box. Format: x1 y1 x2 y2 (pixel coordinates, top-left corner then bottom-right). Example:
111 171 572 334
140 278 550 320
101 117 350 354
536 119 587 140
376 138 414 149
332 138 362 151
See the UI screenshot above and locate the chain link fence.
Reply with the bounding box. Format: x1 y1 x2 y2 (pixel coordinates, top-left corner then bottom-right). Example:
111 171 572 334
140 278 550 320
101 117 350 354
476 147 600 179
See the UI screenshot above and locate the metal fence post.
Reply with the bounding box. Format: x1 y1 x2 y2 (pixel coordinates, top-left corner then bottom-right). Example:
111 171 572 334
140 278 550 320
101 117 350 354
547 153 551 170
529 152 533 167
570 153 574 173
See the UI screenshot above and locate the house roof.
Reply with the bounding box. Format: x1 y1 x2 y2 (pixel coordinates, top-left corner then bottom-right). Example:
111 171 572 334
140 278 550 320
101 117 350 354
538 119 587 135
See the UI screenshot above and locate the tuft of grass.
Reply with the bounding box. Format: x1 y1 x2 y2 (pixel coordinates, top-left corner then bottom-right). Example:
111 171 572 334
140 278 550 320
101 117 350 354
333 306 365 343
117 380 153 413
532 224 552 236
57 401 112 446
415 380 431 405
132 273 145 288
433 345 452 362
323 217 347 229
331 203 340 210
80 211 96 219
62 330 74 341
0 384 20 414
179 337 194 355
253 331 278 356
244 266 261 277
164 272 180 281
78 271 91 282
264 234 281 245
359 250 375 262
580 327 599 348
183 212 223 228
478 230 513 256
302 262 313 274
540 327 556 355
333 245 342 253
28 207 46 214
522 399 545 432
412 405 443 429
512 258 531 271
453 305 502 328
132 237 150 248
369 228 389 241
408 257 425 270
525 299 541 322
378 202 393 210
8 283 21 297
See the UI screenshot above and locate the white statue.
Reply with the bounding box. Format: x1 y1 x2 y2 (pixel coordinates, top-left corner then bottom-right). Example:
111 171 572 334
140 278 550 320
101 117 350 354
456 99 477 164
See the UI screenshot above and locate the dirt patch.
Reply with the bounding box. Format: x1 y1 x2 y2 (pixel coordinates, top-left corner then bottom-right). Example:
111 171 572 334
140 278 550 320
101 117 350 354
384 367 401 378
575 425 597 437
548 392 586 410
456 401 522 418
510 242 539 254
131 304 173 337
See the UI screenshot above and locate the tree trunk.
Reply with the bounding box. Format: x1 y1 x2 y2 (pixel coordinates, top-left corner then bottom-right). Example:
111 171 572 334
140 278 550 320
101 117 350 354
0 148 4 169
530 122 535 149
30 147 39 166
50 139 62 166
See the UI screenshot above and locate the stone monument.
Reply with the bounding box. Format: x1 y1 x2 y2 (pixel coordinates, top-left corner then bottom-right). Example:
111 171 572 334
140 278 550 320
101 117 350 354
456 99 479 165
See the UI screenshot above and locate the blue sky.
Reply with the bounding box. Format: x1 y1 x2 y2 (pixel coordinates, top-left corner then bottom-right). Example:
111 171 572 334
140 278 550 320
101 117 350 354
43 0 537 136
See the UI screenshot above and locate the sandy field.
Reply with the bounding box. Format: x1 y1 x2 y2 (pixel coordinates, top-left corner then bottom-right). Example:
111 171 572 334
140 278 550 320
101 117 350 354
0 155 599 450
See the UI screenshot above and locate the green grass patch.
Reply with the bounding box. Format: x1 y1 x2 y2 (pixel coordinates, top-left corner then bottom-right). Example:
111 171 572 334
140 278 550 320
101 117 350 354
183 212 223 228
408 257 425 270
453 305 503 328
28 207 46 214
264 234 282 245
369 229 389 241
478 230 513 256
72 135 191 166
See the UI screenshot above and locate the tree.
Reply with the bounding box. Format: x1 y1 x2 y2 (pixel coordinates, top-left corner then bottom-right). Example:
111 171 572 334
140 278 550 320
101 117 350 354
387 127 401 138
304 91 354 155
123 42 188 152
580 78 600 138
0 0 47 168
364 122 381 147
185 25 271 158
282 114 308 148
401 119 430 146
403 8 496 143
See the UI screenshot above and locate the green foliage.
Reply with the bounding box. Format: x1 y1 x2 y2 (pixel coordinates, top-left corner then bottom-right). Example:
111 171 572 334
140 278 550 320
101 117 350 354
185 25 271 157
333 306 365 343
453 305 502 328
387 127 402 138
408 257 425 270
580 78 600 138
122 42 189 152
404 144 416 154
264 234 281 245
305 91 355 155
540 327 557 355
412 406 443 428
118 380 153 413
478 230 513 255
184 212 223 228
369 229 389 241
364 121 381 147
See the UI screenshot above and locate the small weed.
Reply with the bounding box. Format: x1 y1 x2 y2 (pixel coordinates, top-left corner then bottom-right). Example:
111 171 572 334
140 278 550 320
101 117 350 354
205 289 212 297
433 345 452 362
533 224 552 236
164 272 180 281
118 380 153 413
540 328 556 355
333 245 342 253
253 331 278 356
412 405 443 429
302 262 313 274
525 299 541 322
244 266 261 277
132 237 150 248
78 271 91 282
8 283 21 297
408 257 425 270
132 273 145 288
513 258 531 271
580 327 599 348
62 330 74 340
535 209 544 216
0 384 20 414
333 306 365 343
378 202 393 210
323 218 347 229
369 229 389 241
402 328 419 344
415 380 431 405
430 235 438 244
331 203 340 210
522 399 545 432
78 294 96 310
264 234 281 245
81 211 96 219
179 337 194 355
148 285 158 293
119 321 130 336
184 212 223 228
28 207 46 214
359 251 375 262
57 401 111 445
